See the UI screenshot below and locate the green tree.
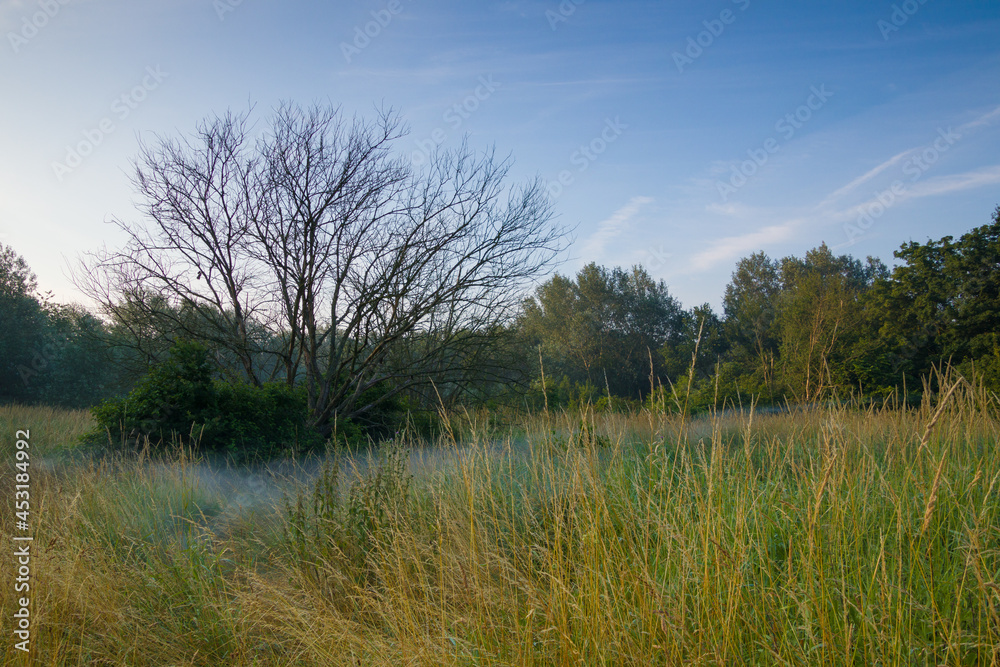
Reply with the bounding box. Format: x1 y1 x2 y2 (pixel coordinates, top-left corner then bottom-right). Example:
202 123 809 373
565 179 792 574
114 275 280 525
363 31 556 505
776 244 883 402
0 245 48 404
660 304 727 381
36 304 131 408
722 252 781 399
522 263 684 400
875 206 1000 391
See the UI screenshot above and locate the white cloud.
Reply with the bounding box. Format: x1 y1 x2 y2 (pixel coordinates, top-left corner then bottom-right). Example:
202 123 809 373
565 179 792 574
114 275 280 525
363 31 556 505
838 166 1000 221
687 220 800 272
686 163 1000 273
820 149 911 205
905 165 1000 198
580 195 653 260
820 104 1000 208
957 104 1000 133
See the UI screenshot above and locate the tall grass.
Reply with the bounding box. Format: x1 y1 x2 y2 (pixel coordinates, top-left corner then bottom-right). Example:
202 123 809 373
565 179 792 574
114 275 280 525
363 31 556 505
1 377 999 665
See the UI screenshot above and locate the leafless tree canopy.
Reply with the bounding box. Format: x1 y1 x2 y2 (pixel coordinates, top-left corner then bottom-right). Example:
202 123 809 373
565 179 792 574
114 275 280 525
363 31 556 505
78 103 566 431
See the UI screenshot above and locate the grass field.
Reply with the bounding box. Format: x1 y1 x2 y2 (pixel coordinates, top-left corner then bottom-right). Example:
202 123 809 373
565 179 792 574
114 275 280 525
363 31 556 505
1 376 999 665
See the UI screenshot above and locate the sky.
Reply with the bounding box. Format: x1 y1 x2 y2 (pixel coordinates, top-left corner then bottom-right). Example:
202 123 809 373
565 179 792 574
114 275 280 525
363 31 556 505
1 0 999 312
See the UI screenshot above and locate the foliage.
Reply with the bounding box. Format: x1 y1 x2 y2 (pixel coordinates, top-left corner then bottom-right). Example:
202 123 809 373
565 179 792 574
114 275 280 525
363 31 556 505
0 244 47 404
89 340 324 456
873 205 1000 392
522 263 685 400
33 303 133 408
659 303 728 384
722 251 781 397
520 207 999 410
775 244 885 402
214 381 325 456
0 244 128 408
10 199 1000 427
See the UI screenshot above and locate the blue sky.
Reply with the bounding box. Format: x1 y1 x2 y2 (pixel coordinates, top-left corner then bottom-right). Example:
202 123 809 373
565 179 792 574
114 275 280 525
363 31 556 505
1 0 998 310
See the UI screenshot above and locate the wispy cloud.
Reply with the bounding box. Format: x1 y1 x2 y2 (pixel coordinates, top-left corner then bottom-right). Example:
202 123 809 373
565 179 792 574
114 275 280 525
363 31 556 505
957 104 1000 133
687 220 800 272
837 165 1000 219
687 162 1000 272
907 165 1000 197
821 104 1000 207
580 196 653 260
819 150 911 205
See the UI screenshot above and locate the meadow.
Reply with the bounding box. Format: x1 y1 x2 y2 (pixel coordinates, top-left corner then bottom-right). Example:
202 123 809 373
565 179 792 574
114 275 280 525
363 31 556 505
1 375 998 666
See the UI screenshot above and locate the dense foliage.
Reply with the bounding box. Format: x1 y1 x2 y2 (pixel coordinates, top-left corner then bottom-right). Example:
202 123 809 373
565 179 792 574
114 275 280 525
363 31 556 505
0 244 127 408
520 263 685 401
90 340 324 456
870 209 1000 393
523 206 1000 412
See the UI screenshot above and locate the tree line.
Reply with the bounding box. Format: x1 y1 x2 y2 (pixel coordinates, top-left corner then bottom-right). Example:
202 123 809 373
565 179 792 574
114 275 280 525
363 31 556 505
1 100 996 452
0 245 130 408
522 206 1000 411
5 205 996 422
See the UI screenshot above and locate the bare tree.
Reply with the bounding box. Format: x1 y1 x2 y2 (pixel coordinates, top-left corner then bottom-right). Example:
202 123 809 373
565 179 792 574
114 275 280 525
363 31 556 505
78 102 566 433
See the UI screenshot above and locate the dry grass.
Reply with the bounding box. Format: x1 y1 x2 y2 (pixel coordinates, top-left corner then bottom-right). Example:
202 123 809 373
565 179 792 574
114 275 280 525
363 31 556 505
1 376 999 665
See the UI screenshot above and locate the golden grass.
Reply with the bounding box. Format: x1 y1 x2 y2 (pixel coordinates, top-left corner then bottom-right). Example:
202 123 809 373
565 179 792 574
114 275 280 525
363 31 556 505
1 378 999 665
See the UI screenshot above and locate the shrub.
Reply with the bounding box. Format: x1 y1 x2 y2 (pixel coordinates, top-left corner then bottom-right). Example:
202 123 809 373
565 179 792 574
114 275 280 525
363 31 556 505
90 340 216 445
212 380 324 456
89 340 325 457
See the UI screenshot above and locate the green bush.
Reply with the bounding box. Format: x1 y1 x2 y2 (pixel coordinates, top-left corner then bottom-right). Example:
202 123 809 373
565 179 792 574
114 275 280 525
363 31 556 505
212 380 324 456
90 340 215 443
89 340 325 457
